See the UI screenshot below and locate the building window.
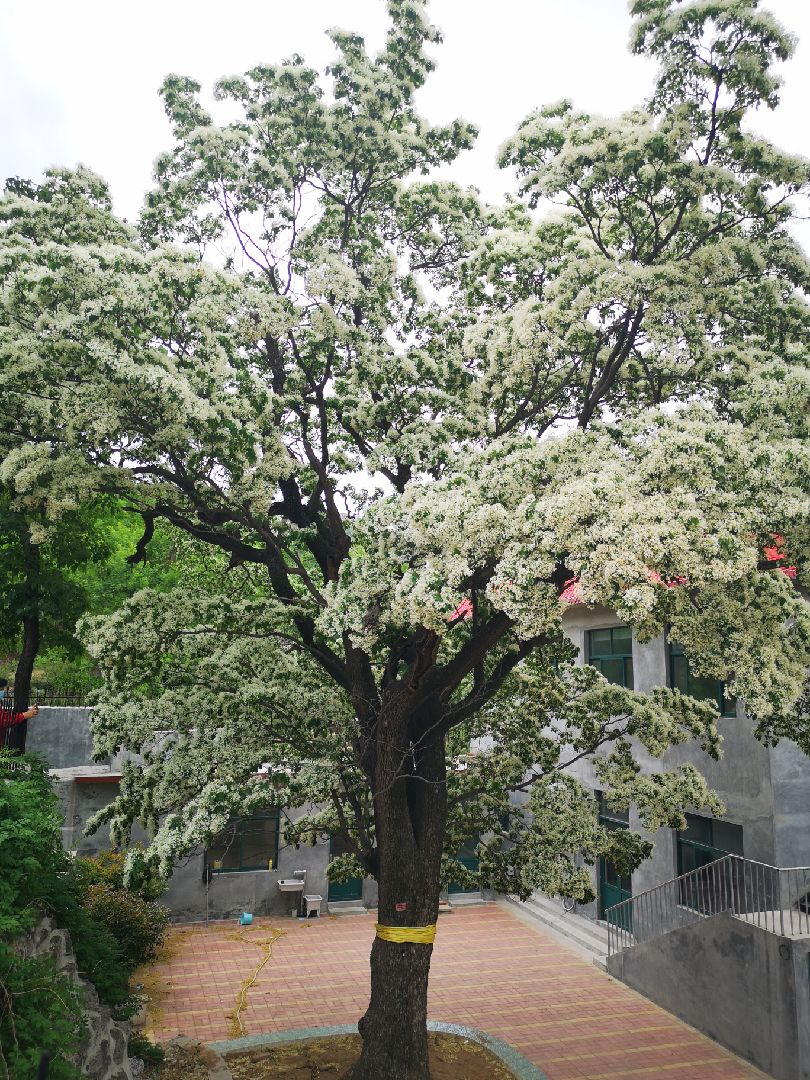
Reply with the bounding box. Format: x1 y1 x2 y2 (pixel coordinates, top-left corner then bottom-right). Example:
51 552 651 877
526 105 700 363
668 641 734 717
677 813 743 876
207 810 280 873
587 626 634 688
676 814 743 911
596 790 630 828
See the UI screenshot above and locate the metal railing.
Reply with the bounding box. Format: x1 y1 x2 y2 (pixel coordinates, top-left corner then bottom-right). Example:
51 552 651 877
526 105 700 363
3 685 94 707
606 854 810 956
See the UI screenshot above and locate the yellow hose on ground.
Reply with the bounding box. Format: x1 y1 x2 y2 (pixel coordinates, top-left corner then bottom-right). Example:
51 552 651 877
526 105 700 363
226 926 287 1037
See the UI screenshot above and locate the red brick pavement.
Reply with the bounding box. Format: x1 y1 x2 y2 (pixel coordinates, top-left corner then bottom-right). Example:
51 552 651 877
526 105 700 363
144 903 766 1079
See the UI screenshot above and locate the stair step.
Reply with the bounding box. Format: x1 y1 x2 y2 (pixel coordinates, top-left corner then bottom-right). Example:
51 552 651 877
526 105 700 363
327 901 367 916
447 892 488 907
504 895 608 969
525 894 609 944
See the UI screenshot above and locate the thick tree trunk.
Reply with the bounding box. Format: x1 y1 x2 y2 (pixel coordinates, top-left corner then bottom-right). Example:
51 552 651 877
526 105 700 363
8 542 40 754
348 693 447 1080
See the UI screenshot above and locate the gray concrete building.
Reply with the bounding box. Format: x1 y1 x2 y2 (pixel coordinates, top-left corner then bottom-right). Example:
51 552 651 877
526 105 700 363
30 708 385 923
30 605 810 925
27 603 810 1077
508 602 810 1080
31 708 484 925
531 603 810 925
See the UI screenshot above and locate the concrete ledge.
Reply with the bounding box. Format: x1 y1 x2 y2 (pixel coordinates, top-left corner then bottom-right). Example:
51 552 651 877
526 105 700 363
208 1021 550 1079
169 1036 231 1080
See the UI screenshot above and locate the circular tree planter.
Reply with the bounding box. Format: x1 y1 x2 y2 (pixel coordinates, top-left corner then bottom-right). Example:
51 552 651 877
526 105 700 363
209 1022 549 1079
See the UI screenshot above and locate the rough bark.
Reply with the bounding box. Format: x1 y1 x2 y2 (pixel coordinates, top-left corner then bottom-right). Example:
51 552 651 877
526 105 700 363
7 614 38 753
8 542 40 754
347 692 447 1080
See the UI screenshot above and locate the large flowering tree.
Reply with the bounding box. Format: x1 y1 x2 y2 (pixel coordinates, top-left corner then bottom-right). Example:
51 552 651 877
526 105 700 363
2 2 810 1076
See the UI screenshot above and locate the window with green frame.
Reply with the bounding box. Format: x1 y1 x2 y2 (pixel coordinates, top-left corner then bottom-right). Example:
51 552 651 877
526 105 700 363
676 813 743 876
597 790 630 828
587 626 633 688
207 810 280 873
596 791 632 927
668 641 735 717
676 814 743 911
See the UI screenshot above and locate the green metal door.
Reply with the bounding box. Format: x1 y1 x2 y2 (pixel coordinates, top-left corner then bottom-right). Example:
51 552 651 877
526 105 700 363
449 835 480 894
598 856 632 923
596 792 632 927
327 836 363 902
327 874 363 902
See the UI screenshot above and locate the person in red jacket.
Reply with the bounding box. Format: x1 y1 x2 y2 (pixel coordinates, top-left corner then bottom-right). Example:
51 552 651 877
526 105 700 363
0 678 39 747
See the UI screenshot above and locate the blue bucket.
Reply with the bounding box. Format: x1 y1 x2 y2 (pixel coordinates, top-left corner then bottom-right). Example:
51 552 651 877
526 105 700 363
239 912 253 926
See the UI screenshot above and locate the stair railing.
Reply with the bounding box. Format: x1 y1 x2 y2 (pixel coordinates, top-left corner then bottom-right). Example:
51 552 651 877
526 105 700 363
606 854 810 956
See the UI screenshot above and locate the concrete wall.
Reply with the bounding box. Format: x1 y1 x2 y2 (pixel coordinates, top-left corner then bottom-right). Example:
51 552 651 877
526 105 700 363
54 772 131 854
607 913 808 1080
550 607 682 917
794 937 810 1080
52 763 368 923
161 803 383 921
162 803 335 922
26 706 101 769
664 707 777 865
552 607 631 917
769 739 810 868
36 708 376 921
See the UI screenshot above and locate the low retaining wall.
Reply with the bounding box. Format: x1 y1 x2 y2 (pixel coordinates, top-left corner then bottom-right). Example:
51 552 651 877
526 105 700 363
17 917 133 1080
26 706 98 769
607 912 810 1080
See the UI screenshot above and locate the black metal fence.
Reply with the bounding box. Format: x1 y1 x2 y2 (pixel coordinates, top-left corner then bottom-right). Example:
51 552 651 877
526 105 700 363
5 685 94 707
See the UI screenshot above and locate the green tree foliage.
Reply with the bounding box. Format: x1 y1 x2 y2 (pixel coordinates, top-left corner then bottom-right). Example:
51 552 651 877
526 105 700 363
1 3 808 1076
73 852 169 967
0 492 111 709
0 495 187 697
0 951 84 1080
0 755 130 1004
0 755 91 1078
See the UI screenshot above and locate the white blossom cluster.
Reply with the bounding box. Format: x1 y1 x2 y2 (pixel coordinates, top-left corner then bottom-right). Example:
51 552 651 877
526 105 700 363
1 1 808 898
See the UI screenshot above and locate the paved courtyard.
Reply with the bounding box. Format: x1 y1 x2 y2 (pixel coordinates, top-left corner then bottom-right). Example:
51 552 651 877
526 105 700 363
144 902 766 1079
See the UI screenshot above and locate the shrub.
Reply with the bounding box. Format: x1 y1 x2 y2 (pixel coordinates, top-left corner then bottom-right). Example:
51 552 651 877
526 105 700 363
0 753 135 1016
0 752 70 940
74 850 126 891
56 893 136 1015
128 1033 164 1066
83 884 169 970
0 939 84 1080
75 849 166 902
0 755 169 1031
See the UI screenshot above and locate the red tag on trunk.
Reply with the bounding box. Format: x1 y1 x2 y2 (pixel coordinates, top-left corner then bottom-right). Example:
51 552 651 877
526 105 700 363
395 902 407 912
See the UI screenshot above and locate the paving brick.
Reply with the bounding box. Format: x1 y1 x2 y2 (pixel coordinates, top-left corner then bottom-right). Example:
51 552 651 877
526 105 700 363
144 904 766 1078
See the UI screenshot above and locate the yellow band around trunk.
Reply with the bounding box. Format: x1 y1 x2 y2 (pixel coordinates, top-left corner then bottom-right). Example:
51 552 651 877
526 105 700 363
375 923 437 944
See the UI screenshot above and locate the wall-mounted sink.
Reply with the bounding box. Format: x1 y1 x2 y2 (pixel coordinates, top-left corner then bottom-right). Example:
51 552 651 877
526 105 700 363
277 879 305 892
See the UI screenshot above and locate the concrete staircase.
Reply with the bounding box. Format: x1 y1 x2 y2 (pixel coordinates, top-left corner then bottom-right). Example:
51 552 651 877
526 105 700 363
326 899 367 916
501 894 609 969
446 891 488 907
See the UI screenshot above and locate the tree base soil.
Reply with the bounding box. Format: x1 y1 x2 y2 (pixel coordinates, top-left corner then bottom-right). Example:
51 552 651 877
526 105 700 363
225 1032 517 1079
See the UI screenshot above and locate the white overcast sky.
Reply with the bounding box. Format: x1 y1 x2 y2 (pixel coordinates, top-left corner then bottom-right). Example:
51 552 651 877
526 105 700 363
1 0 809 224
